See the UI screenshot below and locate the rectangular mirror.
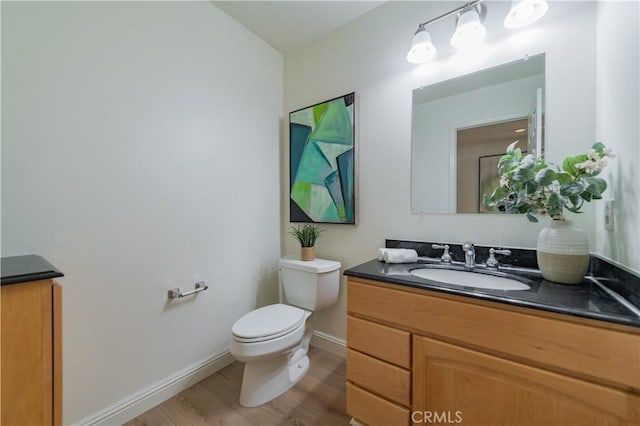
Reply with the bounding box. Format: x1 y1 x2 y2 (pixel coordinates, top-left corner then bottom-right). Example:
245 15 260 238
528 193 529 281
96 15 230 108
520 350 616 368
411 54 545 214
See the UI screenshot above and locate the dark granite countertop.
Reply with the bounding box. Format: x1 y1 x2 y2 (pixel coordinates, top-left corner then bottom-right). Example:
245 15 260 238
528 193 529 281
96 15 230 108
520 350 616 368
1 255 64 286
344 259 640 328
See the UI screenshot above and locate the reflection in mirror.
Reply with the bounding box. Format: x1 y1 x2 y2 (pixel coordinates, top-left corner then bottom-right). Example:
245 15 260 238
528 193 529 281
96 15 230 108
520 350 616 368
458 118 529 214
411 54 545 214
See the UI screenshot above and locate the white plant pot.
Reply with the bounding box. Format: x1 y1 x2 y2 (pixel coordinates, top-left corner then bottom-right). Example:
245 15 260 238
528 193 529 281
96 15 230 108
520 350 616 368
536 219 590 284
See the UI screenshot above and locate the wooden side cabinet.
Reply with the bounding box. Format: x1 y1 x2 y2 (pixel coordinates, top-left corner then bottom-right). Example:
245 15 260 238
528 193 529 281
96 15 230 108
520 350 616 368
1 279 62 426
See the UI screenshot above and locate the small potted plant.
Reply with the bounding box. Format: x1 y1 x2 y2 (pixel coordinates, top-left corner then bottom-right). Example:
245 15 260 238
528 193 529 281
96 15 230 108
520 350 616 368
289 223 324 261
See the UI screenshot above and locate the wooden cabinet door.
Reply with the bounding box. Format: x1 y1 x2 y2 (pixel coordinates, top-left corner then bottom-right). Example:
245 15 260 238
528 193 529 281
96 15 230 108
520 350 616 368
412 335 640 426
1 280 55 426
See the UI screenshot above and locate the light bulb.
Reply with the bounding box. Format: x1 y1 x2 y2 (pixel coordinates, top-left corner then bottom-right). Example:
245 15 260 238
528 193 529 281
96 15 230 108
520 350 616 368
407 27 437 63
504 0 549 29
450 8 486 50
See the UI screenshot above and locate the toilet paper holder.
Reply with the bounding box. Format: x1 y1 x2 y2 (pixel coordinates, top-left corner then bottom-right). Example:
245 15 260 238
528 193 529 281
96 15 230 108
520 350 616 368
168 281 208 299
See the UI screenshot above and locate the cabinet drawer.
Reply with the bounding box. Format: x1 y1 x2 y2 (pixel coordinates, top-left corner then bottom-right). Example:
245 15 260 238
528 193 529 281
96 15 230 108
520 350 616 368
347 382 409 426
348 315 410 368
348 278 640 391
347 349 410 406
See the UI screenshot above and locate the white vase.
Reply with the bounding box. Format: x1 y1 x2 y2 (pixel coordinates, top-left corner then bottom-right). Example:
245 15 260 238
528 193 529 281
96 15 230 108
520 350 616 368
536 219 590 284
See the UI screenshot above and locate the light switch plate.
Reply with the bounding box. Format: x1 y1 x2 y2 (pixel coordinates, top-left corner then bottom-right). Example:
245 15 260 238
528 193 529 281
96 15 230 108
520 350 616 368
604 199 614 231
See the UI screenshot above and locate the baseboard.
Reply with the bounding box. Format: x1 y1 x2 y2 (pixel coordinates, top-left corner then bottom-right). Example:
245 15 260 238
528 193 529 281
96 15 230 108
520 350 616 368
310 330 346 358
75 350 235 426
76 333 344 425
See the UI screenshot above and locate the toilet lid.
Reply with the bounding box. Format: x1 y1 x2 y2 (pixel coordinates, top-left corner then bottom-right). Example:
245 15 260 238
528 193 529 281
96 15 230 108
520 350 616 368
232 304 306 340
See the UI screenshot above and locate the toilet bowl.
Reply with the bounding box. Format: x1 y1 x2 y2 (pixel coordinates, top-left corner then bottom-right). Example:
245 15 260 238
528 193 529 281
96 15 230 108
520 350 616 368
231 303 310 362
230 257 341 407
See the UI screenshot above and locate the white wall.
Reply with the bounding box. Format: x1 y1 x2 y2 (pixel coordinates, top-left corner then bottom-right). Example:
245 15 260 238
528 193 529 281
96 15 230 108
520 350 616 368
1 2 282 423
283 1 599 340
412 74 544 213
595 0 640 273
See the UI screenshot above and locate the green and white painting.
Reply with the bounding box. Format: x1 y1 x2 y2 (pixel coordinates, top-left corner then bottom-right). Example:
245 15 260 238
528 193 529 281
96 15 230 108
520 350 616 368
289 93 355 224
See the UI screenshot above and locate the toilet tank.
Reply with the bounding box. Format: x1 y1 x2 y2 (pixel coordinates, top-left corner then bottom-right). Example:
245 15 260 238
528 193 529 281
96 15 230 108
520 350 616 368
279 257 341 311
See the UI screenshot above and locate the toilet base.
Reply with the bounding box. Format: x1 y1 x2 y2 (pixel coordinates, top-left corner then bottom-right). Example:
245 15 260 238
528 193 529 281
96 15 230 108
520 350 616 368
238 331 312 407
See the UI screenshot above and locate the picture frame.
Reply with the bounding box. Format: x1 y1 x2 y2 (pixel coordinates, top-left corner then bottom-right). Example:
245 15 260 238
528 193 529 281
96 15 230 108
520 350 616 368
289 93 356 224
478 153 505 214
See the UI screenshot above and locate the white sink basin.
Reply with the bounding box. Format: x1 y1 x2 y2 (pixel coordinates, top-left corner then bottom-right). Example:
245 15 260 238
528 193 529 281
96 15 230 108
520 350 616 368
410 268 530 291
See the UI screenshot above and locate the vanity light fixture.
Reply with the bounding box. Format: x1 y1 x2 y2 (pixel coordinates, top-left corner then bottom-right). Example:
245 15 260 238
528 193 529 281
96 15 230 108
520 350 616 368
504 0 549 29
407 25 437 63
450 5 486 49
407 0 549 64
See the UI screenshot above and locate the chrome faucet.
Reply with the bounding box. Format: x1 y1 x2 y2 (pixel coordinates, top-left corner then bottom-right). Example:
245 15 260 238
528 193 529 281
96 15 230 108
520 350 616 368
486 248 512 270
462 241 475 268
432 243 452 264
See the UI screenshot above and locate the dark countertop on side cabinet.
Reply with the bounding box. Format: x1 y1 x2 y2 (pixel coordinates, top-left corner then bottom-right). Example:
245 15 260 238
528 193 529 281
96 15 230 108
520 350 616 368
1 255 64 286
344 259 640 328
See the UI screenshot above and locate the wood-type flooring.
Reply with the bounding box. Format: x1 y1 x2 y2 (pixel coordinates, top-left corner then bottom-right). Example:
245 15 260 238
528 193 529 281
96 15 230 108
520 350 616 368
125 347 350 426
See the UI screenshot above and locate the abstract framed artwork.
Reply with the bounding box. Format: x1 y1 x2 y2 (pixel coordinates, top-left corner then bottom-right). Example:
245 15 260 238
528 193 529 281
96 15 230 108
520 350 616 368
289 93 356 224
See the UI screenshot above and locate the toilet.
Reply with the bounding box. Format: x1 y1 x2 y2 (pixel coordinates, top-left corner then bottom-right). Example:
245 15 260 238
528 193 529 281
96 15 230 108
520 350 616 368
230 256 341 407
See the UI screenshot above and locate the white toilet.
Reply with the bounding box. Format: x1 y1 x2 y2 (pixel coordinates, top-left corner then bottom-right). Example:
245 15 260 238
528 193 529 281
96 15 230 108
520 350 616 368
230 256 341 407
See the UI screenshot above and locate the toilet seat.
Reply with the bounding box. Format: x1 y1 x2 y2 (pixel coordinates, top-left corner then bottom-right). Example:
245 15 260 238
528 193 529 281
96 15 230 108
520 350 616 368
232 304 307 343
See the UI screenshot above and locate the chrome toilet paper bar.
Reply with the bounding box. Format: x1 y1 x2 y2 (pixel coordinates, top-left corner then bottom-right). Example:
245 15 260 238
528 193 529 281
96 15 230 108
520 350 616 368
168 281 208 299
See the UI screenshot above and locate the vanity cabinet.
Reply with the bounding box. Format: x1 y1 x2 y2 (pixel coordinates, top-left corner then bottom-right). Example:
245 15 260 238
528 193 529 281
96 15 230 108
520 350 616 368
346 277 640 426
1 279 63 426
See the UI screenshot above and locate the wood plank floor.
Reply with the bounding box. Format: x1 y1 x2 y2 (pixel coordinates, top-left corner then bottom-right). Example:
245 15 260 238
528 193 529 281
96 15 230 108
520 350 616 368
125 347 350 426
